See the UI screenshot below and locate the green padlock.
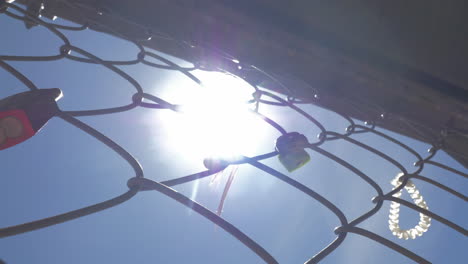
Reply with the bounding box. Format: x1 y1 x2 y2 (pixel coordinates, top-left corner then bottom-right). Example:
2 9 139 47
275 132 310 172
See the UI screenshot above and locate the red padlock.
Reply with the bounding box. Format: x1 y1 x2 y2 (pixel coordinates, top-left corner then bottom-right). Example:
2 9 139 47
0 88 62 150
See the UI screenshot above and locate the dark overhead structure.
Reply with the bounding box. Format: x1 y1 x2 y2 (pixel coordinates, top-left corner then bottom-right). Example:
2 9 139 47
17 0 468 167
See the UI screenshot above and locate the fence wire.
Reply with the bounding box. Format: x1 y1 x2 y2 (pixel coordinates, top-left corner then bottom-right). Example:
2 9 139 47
0 1 467 263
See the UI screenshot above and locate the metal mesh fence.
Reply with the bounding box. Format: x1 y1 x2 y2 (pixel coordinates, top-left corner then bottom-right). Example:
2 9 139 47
0 1 467 263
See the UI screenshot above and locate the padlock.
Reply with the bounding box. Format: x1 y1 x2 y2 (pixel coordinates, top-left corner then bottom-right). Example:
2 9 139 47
275 132 310 172
0 88 62 150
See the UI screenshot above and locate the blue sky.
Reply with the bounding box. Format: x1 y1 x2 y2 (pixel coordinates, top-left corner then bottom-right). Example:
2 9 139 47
0 5 467 264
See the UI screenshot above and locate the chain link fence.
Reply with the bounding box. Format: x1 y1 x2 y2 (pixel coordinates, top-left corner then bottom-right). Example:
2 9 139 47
0 1 467 263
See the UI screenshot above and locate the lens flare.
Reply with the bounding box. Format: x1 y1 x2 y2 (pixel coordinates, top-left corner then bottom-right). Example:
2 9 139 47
159 71 268 164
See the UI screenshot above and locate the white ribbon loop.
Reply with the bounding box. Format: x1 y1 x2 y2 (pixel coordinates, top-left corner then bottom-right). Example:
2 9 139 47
389 173 431 239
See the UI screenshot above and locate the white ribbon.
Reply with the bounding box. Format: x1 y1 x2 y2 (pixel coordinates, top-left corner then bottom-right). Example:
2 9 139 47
388 173 431 239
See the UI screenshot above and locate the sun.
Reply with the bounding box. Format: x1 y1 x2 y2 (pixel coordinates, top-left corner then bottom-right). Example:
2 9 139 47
156 71 269 166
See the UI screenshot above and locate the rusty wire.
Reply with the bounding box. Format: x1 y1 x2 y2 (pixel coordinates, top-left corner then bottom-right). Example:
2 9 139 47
0 1 467 263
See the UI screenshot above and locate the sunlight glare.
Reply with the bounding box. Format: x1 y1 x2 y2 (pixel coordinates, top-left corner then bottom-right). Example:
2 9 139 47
160 71 268 165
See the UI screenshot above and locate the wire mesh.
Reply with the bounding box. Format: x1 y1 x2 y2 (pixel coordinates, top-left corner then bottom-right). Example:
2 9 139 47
0 1 467 263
